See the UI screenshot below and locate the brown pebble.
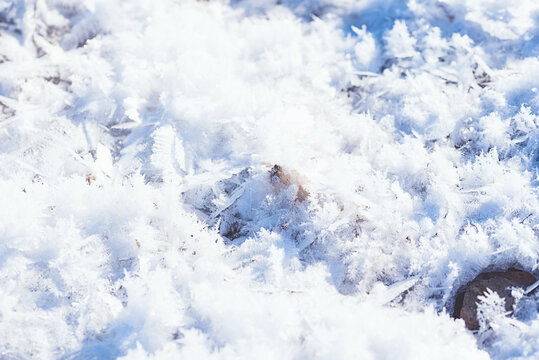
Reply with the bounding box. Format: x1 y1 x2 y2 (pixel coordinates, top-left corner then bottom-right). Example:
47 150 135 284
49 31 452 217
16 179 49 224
453 268 536 330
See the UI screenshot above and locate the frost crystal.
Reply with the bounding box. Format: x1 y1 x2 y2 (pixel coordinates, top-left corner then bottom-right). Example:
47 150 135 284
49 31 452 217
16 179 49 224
477 289 508 332
0 0 538 358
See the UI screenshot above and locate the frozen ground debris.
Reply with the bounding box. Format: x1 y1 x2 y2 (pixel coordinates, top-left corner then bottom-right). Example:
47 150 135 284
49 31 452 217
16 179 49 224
0 0 538 359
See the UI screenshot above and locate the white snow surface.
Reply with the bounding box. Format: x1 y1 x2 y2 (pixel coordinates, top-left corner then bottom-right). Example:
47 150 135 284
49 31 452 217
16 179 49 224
0 0 538 359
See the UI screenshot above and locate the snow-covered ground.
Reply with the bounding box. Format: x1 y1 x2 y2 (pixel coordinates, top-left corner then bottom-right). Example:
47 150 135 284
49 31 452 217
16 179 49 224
0 0 538 358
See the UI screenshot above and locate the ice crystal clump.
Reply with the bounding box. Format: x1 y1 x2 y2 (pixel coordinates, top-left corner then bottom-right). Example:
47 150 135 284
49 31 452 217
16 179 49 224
0 0 538 358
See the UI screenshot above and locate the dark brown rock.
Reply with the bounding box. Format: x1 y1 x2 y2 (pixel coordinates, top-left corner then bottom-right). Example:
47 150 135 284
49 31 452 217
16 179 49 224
453 268 536 330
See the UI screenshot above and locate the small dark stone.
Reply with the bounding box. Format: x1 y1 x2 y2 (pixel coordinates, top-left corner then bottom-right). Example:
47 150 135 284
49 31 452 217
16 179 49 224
472 62 492 88
219 215 247 241
453 268 536 330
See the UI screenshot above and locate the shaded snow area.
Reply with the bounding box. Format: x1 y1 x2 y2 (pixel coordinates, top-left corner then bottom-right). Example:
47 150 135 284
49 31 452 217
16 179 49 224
1 0 539 359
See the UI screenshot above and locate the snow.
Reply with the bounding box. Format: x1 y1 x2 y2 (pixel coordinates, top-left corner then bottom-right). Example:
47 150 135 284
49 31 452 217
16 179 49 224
0 0 538 358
